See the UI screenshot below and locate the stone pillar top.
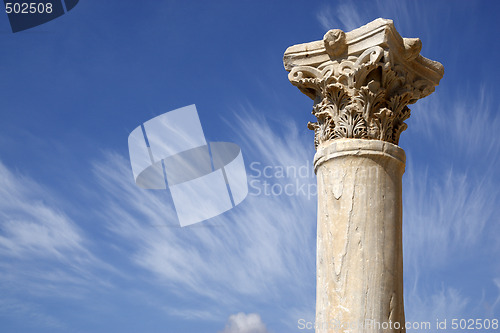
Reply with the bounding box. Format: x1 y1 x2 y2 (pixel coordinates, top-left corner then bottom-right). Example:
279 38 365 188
283 18 444 147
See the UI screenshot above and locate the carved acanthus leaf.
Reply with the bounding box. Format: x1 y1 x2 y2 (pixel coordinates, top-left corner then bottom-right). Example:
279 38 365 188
334 105 367 139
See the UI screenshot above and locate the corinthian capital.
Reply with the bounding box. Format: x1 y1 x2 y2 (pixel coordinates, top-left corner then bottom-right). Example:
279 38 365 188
284 18 444 147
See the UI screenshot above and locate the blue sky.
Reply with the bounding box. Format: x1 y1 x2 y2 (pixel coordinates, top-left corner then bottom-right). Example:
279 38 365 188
0 0 499 332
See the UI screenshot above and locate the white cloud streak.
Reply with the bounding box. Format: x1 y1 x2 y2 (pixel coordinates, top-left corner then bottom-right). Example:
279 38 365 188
317 2 363 32
0 162 85 259
0 161 116 329
403 165 497 271
411 86 500 163
315 0 442 45
405 287 469 324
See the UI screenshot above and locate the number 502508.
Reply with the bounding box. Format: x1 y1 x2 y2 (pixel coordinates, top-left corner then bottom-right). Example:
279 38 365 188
5 2 53 14
451 319 499 330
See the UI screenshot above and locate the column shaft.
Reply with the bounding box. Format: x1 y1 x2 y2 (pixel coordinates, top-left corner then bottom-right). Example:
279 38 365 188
314 139 405 332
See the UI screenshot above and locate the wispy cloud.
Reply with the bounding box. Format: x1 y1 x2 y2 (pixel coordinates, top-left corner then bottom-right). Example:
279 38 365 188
405 286 469 324
315 0 438 41
316 2 364 32
0 162 86 259
219 313 270 333
0 298 65 330
402 85 500 322
162 305 222 322
493 279 500 313
403 165 497 271
402 162 496 322
0 161 116 329
404 85 500 267
411 86 500 164
91 106 317 327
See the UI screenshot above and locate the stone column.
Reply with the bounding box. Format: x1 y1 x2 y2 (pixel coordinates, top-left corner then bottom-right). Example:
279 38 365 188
283 19 444 332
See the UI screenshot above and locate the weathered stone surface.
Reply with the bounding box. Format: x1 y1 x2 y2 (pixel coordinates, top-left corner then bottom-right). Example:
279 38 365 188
315 139 405 332
283 18 444 332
